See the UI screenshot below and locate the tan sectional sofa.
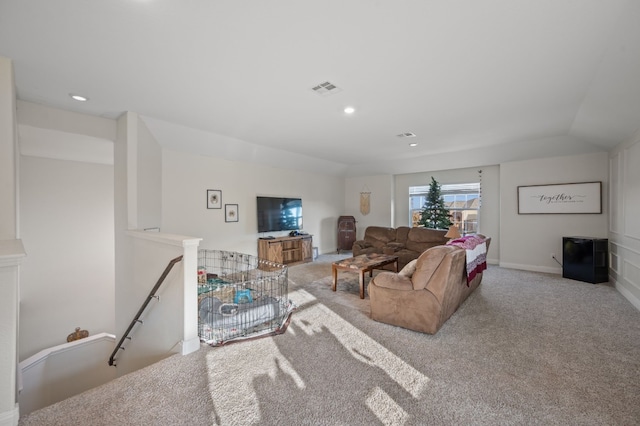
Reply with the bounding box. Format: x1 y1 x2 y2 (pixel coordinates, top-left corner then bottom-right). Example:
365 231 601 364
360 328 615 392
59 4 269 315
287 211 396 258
368 236 490 334
352 226 449 269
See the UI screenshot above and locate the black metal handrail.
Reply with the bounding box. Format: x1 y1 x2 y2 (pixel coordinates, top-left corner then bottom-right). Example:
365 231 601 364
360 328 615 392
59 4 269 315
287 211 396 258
108 255 184 366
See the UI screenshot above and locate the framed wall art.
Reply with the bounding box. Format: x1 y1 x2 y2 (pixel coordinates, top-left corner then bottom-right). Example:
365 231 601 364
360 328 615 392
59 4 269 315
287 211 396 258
517 181 602 214
225 204 239 222
207 190 222 209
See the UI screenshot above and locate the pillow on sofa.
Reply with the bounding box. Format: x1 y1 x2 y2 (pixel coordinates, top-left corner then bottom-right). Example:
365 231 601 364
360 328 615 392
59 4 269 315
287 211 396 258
399 259 418 277
365 226 397 248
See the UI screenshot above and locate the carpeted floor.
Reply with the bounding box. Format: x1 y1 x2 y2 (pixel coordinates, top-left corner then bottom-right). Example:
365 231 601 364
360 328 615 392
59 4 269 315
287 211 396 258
19 254 640 425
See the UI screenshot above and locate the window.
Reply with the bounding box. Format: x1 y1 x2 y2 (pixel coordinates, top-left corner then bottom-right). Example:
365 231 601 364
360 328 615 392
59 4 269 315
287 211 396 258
409 182 480 234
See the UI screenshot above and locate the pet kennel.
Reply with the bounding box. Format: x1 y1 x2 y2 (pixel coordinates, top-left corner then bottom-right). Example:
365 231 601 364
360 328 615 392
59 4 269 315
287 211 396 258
197 250 293 345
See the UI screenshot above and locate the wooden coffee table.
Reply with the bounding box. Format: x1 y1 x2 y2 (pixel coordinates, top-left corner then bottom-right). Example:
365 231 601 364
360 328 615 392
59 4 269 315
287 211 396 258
332 253 399 299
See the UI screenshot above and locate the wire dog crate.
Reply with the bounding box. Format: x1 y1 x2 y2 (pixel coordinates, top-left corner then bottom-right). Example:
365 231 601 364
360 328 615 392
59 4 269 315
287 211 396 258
197 250 292 346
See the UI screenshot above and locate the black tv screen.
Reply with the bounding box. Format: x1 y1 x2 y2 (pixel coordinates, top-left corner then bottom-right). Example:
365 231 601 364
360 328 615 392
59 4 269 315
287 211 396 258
257 196 303 233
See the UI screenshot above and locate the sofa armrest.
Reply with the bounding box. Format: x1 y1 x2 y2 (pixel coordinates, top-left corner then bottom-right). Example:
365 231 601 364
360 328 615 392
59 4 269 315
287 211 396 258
371 272 413 291
353 240 371 249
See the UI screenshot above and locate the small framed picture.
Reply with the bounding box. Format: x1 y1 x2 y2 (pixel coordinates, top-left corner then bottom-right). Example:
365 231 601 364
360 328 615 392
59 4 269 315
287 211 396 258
225 204 239 222
207 190 222 209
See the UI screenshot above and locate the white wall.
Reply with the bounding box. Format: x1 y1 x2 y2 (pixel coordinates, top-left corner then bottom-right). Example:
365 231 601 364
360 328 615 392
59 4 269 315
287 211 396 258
0 57 17 240
161 149 345 255
113 113 202 377
500 151 609 273
344 156 610 273
394 166 501 264
17 102 116 360
19 156 115 359
0 56 20 426
609 131 640 309
344 175 393 240
136 117 162 230
0 241 24 426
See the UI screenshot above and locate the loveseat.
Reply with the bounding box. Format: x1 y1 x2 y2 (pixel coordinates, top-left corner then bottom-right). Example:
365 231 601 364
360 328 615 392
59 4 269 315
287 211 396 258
368 235 490 334
352 226 449 269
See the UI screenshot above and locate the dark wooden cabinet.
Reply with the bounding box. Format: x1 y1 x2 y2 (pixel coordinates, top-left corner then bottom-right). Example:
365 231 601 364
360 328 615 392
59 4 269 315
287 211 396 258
337 216 356 253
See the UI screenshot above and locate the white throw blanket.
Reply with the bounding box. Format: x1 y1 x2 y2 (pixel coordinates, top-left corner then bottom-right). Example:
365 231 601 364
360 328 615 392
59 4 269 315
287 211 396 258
446 235 487 285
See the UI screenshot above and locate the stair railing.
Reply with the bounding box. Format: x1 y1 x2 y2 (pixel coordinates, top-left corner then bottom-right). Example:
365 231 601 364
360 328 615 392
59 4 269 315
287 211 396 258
108 255 184 367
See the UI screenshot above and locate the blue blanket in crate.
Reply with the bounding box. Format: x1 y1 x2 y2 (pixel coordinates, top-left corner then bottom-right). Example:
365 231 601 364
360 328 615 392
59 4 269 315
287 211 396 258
198 295 280 334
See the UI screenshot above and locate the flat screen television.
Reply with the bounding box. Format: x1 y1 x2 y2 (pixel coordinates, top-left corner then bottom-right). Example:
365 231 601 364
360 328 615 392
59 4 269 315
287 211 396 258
257 196 303 233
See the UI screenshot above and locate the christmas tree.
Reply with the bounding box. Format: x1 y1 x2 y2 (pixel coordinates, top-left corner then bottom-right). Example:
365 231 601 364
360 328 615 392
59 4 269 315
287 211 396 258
418 177 453 229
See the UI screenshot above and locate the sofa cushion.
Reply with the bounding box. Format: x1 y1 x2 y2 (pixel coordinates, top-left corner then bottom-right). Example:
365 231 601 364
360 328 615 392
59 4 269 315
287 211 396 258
383 242 405 254
411 246 455 290
395 226 410 245
358 246 384 256
353 225 452 270
398 259 418 277
364 226 397 248
393 249 418 270
404 228 448 253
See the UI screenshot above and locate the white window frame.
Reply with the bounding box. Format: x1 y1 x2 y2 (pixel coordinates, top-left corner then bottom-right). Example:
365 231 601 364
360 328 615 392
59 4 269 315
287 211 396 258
409 182 480 234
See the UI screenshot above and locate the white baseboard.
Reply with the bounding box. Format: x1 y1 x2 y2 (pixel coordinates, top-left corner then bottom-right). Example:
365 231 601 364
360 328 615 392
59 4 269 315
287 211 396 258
0 404 19 426
498 262 561 275
613 278 640 311
180 337 201 355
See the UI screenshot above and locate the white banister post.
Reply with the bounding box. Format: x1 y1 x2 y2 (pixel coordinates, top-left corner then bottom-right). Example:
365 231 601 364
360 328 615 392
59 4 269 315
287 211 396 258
180 238 201 355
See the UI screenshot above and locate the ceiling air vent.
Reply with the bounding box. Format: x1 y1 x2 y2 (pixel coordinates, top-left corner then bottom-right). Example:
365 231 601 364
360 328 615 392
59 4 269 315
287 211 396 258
396 132 417 138
311 81 342 96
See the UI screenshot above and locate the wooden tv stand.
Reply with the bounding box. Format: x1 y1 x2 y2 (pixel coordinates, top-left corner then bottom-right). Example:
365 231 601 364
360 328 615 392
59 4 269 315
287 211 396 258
258 235 313 265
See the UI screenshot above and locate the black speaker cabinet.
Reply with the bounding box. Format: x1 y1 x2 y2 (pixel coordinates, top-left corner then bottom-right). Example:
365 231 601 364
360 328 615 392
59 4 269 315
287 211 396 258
562 237 608 284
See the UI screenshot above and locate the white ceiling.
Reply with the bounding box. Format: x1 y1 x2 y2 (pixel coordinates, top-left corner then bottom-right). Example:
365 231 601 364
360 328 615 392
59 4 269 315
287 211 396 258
1 0 639 176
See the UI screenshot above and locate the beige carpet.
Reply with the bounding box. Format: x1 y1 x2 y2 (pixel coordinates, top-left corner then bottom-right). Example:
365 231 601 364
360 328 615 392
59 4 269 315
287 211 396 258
19 254 640 425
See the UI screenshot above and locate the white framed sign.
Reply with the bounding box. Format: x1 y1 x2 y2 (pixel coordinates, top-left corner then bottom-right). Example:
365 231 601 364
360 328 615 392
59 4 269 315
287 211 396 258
517 182 602 214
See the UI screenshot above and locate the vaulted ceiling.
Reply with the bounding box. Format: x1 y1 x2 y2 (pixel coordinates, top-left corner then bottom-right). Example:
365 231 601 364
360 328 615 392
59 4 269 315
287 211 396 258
1 0 639 176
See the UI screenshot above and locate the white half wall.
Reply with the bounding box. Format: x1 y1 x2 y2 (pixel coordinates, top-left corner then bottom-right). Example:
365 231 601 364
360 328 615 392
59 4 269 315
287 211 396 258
18 333 117 416
113 231 200 377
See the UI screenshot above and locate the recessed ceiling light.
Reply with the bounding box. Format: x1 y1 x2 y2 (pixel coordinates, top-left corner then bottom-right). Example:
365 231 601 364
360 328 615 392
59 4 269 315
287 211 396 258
409 142 418 147
344 106 355 114
69 93 89 102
